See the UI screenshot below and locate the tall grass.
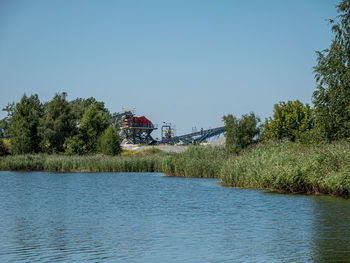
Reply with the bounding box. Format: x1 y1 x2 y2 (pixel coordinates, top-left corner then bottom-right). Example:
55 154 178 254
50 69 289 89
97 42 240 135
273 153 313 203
161 146 228 178
0 146 228 177
220 141 350 197
2 142 350 197
0 153 165 173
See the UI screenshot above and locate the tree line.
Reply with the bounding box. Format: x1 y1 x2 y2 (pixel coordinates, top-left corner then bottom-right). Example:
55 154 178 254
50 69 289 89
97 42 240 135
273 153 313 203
223 0 350 151
1 1 349 156
0 93 121 156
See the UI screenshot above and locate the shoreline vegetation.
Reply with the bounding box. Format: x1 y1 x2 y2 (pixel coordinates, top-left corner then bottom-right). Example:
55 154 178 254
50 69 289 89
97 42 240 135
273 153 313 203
1 141 350 198
1 1 350 198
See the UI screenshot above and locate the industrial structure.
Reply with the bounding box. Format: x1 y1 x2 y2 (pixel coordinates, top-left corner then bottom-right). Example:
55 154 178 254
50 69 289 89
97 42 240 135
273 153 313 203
160 126 225 145
111 110 225 145
111 111 157 145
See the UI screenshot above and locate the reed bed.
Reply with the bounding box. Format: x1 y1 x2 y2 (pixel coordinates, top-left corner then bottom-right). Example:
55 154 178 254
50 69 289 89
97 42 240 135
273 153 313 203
0 146 228 178
161 146 228 178
2 142 350 197
220 141 350 197
0 153 165 173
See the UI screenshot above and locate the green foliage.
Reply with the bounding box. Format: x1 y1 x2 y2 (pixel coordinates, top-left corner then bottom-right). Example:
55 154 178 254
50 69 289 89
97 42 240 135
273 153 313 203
2 141 350 197
262 100 315 142
69 97 108 122
0 103 14 137
121 147 165 156
0 153 165 173
0 118 10 137
0 139 9 156
223 112 261 152
161 146 228 178
141 147 163 155
0 145 227 178
66 104 109 155
39 93 76 153
1 93 113 155
220 141 350 197
313 1 350 141
8 94 43 154
100 125 122 156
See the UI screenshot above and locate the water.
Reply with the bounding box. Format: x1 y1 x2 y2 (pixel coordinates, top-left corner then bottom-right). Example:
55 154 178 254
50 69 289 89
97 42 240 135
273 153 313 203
0 172 350 262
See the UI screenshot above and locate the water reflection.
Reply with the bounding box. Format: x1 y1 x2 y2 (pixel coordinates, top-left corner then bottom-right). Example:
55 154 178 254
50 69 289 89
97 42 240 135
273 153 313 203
311 196 350 262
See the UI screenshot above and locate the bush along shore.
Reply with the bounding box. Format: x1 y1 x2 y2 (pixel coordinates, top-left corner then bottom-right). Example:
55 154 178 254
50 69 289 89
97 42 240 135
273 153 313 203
1 142 350 198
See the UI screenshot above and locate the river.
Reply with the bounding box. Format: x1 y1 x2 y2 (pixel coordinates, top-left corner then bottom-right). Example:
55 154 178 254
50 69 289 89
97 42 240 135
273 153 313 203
0 171 350 262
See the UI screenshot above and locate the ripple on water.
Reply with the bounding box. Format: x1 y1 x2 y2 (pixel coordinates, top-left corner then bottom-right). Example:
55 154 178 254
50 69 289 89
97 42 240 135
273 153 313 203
0 171 350 262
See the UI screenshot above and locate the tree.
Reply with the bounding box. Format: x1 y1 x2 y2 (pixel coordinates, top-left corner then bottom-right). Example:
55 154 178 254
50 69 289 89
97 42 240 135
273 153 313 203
313 0 350 141
223 112 261 151
262 100 315 142
100 125 122 155
65 104 109 155
0 139 9 156
39 92 76 153
0 103 15 137
69 97 108 122
0 118 9 137
8 94 43 154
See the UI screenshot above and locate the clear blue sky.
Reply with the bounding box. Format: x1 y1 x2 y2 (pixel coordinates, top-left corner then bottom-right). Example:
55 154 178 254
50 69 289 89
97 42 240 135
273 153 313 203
0 0 339 137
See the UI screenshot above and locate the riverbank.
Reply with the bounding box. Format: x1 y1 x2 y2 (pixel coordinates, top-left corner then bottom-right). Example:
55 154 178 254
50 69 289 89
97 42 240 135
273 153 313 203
220 141 350 197
1 142 350 197
0 152 165 173
0 146 225 178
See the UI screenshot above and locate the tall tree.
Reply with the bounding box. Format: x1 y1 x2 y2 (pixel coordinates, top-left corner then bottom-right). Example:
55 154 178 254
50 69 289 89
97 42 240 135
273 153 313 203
262 100 315 142
0 118 9 137
100 125 122 156
0 139 9 156
9 94 43 154
39 92 76 153
313 0 350 141
66 103 109 155
69 97 108 122
0 103 15 137
223 112 261 151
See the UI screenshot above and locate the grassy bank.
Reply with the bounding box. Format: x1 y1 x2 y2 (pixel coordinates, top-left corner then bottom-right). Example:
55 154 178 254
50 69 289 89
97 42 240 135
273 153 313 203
1 142 350 197
0 146 227 177
161 146 228 178
220 141 350 197
0 153 165 173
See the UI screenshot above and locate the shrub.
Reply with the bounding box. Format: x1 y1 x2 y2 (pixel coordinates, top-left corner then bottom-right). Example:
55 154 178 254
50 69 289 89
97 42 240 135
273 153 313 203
262 100 315 142
223 112 261 152
0 139 9 156
100 126 122 156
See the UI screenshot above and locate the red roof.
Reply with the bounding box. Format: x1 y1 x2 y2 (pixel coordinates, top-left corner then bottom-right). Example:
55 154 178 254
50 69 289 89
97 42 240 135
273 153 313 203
136 116 151 125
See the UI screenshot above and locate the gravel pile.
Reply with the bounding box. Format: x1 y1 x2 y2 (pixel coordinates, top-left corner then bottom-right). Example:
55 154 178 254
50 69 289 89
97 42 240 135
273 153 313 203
210 135 226 146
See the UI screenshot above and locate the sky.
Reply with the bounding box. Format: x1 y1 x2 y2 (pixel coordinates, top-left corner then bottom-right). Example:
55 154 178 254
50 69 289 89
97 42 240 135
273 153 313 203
0 0 339 137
